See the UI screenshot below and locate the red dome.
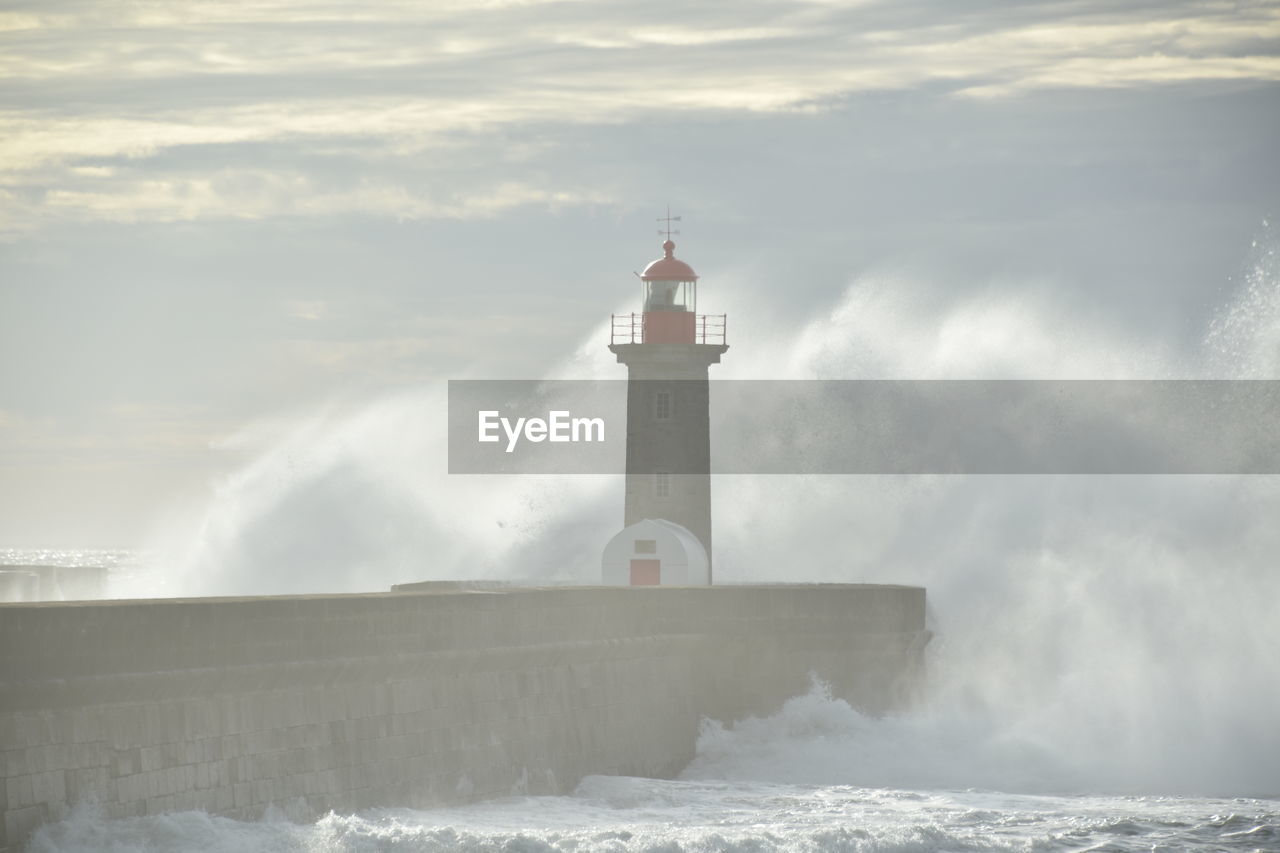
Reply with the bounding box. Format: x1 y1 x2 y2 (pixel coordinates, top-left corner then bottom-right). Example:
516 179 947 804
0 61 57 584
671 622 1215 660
640 239 698 281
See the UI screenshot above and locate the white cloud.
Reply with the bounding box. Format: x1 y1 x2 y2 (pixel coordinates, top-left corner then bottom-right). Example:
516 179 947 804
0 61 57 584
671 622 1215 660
960 54 1280 98
5 167 609 229
1 0 1277 228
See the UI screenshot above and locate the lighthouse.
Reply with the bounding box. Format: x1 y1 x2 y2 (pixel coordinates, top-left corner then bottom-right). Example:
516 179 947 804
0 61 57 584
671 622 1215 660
601 218 728 586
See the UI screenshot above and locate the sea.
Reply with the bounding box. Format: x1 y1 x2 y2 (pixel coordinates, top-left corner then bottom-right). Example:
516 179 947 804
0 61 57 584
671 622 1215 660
7 549 1280 853
25 760 1280 853
19 689 1280 853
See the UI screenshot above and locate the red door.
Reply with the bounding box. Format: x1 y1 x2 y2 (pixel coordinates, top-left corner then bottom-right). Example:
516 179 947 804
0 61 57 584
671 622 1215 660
629 559 660 586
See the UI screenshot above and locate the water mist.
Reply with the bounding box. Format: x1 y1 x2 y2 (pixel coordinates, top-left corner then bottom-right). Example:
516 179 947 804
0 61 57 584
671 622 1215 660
125 225 1280 797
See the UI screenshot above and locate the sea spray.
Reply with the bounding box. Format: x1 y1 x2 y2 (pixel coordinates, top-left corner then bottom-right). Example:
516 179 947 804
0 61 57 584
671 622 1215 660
1206 218 1280 379
118 225 1280 799
118 389 617 598
684 678 1081 793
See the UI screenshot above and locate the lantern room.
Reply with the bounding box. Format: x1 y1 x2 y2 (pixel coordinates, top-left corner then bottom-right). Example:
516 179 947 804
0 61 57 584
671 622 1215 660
610 236 726 347
639 239 698 343
641 239 698 313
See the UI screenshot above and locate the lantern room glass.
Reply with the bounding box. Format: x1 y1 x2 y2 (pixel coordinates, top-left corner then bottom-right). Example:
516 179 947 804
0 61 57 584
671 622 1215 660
643 280 697 313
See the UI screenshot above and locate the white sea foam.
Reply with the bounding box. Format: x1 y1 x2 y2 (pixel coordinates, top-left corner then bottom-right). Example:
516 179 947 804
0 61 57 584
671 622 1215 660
28 765 1280 852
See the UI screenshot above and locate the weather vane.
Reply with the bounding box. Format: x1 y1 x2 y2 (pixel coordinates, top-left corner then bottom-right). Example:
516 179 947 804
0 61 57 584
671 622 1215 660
657 205 681 240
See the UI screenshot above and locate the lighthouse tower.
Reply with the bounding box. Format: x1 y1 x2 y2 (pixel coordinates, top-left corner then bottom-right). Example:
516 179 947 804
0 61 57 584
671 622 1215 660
604 220 728 584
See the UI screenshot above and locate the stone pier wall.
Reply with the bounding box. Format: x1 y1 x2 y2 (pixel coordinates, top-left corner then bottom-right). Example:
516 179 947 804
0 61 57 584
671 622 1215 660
0 584 925 851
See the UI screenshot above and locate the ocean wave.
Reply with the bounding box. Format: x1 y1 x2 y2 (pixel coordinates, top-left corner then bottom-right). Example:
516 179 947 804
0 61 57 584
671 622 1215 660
29 785 1280 853
682 679 1080 795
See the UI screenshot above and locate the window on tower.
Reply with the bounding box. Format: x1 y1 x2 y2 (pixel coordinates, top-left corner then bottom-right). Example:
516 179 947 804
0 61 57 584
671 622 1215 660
655 472 670 498
655 391 671 420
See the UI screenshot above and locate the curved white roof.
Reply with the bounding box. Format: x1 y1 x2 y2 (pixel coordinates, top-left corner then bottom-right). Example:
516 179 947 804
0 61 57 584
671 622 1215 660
601 518 710 586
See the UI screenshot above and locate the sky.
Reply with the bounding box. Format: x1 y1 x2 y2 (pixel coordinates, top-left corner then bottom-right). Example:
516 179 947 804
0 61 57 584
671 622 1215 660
1 0 1279 549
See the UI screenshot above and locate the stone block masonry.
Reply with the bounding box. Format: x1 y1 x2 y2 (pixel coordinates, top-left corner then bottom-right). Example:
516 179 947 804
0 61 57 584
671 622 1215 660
0 584 926 852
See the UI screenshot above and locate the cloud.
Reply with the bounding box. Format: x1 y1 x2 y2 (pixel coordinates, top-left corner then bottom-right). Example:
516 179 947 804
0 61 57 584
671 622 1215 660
1 1 1277 552
26 171 605 226
1 0 1277 230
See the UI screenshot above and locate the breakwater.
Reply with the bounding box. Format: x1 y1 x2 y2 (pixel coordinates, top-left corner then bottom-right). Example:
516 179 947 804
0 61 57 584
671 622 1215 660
0 584 926 851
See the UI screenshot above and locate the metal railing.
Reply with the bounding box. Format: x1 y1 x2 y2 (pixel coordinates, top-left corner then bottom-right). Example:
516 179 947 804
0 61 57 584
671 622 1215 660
611 313 643 344
697 314 726 346
610 313 727 346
